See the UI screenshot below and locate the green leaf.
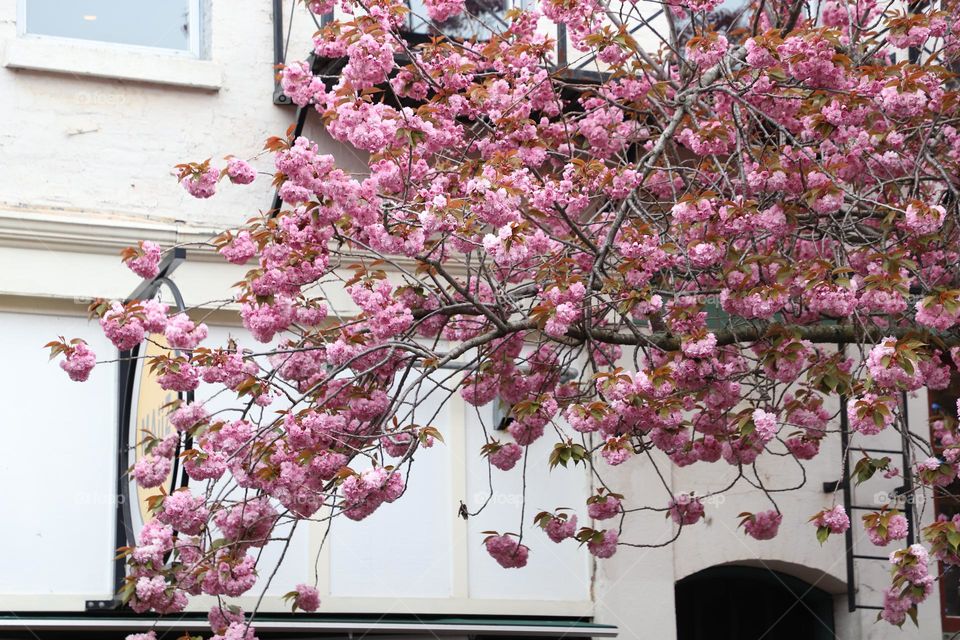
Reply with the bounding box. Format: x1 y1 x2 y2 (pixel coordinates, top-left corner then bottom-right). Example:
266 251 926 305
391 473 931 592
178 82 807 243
816 526 830 545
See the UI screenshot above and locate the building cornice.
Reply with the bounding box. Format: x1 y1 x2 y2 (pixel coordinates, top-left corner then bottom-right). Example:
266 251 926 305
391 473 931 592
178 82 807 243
0 203 467 277
0 204 223 260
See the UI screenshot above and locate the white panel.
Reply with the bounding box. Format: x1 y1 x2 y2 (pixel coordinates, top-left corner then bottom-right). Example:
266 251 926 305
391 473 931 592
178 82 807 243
329 381 454 598
0 311 117 597
465 403 591 601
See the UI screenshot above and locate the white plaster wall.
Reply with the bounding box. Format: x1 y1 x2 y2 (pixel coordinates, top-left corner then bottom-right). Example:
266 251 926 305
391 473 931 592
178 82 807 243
0 0 356 230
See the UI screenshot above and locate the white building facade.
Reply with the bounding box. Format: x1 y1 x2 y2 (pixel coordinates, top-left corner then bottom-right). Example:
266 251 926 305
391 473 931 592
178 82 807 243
0 1 953 638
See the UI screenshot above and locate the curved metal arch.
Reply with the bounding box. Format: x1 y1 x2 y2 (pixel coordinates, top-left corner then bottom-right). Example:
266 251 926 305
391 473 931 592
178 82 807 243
96 250 193 610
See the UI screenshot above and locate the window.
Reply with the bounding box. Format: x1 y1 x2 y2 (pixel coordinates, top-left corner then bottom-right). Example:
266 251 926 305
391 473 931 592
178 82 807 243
675 0 751 49
19 0 205 57
403 0 513 42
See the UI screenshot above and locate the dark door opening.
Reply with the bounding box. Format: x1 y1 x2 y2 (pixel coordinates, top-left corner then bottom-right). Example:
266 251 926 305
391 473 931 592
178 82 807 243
676 566 835 640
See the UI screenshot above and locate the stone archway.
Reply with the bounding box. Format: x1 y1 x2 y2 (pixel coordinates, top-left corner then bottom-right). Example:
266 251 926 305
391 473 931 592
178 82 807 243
675 565 836 640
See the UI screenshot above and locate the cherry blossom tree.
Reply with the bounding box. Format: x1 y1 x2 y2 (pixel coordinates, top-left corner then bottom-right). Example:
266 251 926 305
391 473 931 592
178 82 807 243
48 0 960 634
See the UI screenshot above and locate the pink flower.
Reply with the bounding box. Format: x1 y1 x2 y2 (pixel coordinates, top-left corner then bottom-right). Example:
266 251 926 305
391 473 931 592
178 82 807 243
124 241 163 280
881 588 913 626
213 498 278 547
157 360 201 392
241 298 294 343
170 402 209 431
100 302 146 350
813 505 850 536
132 454 172 489
669 495 705 525
588 495 621 521
281 60 328 107
293 584 321 612
165 313 208 350
184 451 227 481
157 489 209 535
866 338 924 391
752 409 778 443
226 158 256 185
866 512 909 546
848 393 896 435
587 529 618 558
181 166 219 199
153 432 180 459
903 202 945 235
681 332 717 358
743 510 782 540
485 535 529 568
342 34 393 90
785 436 820 460
686 35 727 69
544 514 578 543
59 340 96 382
220 231 257 265
381 432 414 457
916 296 960 332
209 606 247 636
601 437 632 465
423 0 465 22
201 551 258 597
488 442 523 471
212 621 258 640
141 299 169 333
341 467 405 520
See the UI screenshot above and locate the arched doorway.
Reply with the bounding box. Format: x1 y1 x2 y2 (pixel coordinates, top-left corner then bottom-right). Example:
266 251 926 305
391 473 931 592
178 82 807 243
675 566 835 640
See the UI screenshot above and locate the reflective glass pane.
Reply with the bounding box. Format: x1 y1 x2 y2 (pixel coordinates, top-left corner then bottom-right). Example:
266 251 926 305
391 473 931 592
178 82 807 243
25 0 193 52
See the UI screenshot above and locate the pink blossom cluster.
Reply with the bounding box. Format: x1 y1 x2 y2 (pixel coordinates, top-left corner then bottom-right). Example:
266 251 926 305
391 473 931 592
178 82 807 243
587 529 619 558
281 61 329 107
487 442 523 471
423 0 464 22
882 545 932 626
865 512 909 546
543 513 578 543
587 494 621 521
124 241 163 280
813 505 850 535
220 231 258 265
743 510 782 541
181 166 219 199
226 158 256 185
668 494 705 525
485 535 529 568
157 489 209 535
59 340 96 382
165 313 208 350
340 467 405 520
293 584 321 612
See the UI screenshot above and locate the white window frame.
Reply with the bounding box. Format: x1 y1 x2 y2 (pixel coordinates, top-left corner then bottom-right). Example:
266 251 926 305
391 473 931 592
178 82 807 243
16 0 207 59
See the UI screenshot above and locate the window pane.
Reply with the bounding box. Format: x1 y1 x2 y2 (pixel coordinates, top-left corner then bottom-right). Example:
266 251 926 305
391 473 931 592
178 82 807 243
405 0 510 41
25 0 193 52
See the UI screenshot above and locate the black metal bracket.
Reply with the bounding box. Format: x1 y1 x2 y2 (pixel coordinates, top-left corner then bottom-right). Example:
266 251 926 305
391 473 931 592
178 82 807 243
85 599 122 612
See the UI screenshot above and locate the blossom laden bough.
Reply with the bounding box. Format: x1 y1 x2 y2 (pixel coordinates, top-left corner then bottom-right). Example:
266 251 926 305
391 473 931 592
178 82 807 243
51 0 960 634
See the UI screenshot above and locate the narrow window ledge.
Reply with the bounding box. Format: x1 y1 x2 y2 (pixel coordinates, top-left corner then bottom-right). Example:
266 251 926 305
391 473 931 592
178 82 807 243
2 37 222 91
